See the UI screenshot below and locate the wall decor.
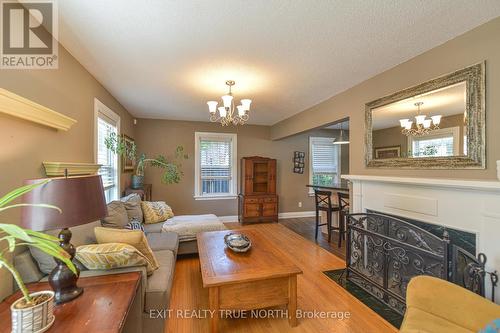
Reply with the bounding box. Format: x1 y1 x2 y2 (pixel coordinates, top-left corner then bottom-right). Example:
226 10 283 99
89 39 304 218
365 62 485 169
374 146 401 159
43 162 101 176
293 151 305 174
0 88 77 131
122 135 136 172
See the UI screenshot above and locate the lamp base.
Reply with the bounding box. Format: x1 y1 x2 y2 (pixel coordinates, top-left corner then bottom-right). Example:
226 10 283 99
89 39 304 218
48 228 83 304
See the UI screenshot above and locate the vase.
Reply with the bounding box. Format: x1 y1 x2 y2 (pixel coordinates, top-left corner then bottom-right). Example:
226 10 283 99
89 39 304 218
11 290 55 333
131 175 144 189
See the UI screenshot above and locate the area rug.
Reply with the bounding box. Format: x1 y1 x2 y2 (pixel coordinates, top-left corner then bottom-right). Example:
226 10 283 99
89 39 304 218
323 269 403 328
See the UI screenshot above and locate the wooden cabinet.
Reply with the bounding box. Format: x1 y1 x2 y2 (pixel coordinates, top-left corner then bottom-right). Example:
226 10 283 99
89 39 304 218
239 157 278 223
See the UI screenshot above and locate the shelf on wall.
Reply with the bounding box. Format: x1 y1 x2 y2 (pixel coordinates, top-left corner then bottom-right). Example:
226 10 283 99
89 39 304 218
0 88 77 131
43 162 101 177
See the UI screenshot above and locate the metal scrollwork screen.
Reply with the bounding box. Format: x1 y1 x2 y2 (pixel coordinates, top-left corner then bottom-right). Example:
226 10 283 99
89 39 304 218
346 213 449 315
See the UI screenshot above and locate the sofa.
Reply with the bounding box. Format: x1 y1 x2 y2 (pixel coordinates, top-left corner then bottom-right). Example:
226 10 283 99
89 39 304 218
400 275 500 333
13 194 189 333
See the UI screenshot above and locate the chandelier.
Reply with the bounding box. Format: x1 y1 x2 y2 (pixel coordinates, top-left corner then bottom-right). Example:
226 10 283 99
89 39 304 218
399 102 442 136
207 80 252 126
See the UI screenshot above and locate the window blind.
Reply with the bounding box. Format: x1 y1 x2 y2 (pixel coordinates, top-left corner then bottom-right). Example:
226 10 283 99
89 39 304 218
199 137 232 194
311 139 339 174
97 117 118 196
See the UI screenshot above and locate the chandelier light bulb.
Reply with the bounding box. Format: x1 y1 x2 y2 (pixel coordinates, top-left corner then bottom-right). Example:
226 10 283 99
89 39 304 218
423 119 432 129
431 115 442 125
221 95 233 108
415 115 426 125
241 99 252 111
399 119 409 128
237 105 245 116
218 106 227 118
405 121 413 130
207 101 218 113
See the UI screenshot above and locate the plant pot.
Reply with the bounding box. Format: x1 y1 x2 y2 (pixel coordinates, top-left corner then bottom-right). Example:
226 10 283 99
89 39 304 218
131 175 144 189
11 291 55 333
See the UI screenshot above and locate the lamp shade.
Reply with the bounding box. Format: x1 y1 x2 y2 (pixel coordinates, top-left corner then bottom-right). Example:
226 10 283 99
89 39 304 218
21 175 107 231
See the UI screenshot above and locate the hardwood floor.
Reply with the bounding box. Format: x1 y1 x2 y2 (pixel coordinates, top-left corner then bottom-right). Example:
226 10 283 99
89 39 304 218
166 223 397 333
279 217 347 260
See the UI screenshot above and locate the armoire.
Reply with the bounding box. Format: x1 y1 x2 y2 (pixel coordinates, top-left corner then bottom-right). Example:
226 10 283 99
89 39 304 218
238 156 278 223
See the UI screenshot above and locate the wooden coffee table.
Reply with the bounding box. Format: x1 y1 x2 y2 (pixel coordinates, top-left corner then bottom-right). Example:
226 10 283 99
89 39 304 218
197 228 303 333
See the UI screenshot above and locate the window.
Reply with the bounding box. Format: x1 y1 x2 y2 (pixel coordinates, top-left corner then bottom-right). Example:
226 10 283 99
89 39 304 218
408 127 459 158
194 132 237 199
309 137 341 192
95 99 120 203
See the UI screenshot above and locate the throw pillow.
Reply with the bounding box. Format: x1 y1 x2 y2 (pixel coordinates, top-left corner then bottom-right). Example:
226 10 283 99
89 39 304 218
479 319 500 333
121 193 143 222
141 201 174 224
94 227 159 274
101 201 129 229
75 243 152 273
124 218 145 232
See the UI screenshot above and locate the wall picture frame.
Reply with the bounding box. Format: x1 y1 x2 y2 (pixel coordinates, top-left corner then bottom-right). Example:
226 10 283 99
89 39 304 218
374 146 401 159
122 134 135 172
293 151 305 174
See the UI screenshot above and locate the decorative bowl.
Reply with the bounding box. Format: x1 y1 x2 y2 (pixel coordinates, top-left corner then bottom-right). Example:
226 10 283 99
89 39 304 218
224 233 252 253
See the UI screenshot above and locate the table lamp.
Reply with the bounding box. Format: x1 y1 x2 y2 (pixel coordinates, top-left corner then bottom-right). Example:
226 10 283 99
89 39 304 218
21 175 107 304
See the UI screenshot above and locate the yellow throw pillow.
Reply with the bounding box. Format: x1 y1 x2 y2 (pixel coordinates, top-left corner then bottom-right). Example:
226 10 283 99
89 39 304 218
141 201 174 224
75 243 152 273
94 227 159 274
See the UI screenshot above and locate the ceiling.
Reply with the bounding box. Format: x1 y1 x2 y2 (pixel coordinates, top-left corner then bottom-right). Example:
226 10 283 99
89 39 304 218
372 82 466 130
57 1 500 125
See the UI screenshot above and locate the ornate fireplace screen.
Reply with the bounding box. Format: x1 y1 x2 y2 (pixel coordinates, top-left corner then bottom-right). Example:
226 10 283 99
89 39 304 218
345 213 494 315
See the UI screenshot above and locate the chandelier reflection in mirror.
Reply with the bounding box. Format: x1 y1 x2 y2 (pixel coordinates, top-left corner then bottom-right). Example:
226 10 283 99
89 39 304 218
399 102 442 136
207 80 252 126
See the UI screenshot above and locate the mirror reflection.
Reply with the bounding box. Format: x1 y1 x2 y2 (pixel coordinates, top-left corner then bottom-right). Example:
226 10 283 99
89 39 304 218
372 82 466 159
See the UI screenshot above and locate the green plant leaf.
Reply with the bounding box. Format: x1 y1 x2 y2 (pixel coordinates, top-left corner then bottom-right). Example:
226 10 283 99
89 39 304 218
0 224 33 242
28 242 77 275
0 180 50 207
0 203 61 213
0 236 16 252
24 229 60 242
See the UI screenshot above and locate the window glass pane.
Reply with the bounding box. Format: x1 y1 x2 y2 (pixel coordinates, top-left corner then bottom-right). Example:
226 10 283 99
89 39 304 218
199 138 232 195
310 138 339 186
97 116 118 202
412 136 453 157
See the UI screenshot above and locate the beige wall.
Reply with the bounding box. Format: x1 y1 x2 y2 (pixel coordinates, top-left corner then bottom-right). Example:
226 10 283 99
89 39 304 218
0 45 136 300
135 119 349 216
271 17 500 180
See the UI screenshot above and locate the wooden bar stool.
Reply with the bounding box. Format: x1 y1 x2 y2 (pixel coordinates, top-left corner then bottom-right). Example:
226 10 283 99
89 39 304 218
314 189 340 243
337 192 350 248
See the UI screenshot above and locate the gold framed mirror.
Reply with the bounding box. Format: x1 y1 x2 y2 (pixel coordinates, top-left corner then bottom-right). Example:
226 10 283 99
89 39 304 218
365 62 485 169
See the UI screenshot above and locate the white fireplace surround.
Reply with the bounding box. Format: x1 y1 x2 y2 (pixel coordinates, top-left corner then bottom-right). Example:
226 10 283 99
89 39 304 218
342 174 500 304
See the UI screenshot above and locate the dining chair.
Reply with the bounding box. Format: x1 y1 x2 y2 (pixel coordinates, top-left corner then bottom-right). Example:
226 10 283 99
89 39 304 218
314 189 340 243
337 191 350 248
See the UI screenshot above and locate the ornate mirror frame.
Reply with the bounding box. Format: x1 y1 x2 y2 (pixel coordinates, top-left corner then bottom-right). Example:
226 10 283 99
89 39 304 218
365 62 485 169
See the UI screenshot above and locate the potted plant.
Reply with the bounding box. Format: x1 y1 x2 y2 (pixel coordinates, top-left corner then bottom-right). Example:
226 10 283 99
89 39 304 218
0 180 76 333
105 133 188 189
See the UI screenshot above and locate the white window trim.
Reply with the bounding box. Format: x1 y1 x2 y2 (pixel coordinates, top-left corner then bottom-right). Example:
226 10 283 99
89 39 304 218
407 126 460 157
308 136 341 195
94 98 121 201
194 132 237 200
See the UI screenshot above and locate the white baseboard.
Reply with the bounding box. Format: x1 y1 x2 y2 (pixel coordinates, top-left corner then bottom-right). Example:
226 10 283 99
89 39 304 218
278 211 315 219
219 211 315 223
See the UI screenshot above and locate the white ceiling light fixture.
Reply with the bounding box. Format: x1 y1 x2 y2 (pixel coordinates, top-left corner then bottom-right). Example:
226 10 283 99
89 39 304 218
207 80 252 126
400 102 441 136
333 122 349 145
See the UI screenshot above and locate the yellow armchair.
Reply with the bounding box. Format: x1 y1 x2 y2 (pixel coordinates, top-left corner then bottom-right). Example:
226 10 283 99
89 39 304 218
400 275 500 333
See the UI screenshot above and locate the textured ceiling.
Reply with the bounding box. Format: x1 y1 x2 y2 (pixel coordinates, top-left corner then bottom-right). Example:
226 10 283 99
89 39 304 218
57 1 500 125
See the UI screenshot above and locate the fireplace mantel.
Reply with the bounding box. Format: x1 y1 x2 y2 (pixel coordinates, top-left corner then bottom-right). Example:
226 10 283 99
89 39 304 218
342 174 500 303
342 175 500 192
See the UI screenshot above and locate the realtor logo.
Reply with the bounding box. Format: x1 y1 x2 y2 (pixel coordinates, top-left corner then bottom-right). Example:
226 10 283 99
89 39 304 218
1 0 58 69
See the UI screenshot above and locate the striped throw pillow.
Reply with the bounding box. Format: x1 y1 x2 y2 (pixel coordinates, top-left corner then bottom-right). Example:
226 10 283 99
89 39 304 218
75 243 152 272
124 218 144 232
